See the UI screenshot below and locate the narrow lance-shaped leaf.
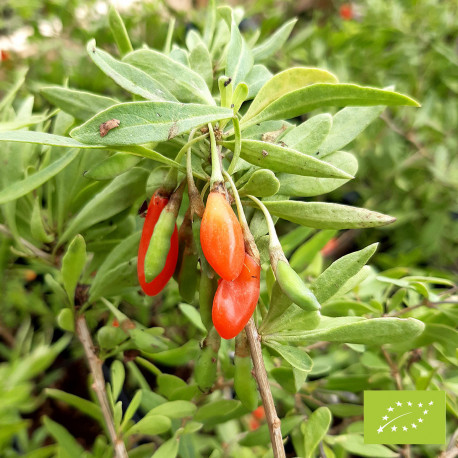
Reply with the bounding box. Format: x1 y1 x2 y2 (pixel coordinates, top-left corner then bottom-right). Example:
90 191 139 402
0 148 79 205
267 316 425 345
242 67 338 123
84 152 141 180
280 113 332 155
61 234 87 304
277 151 358 197
124 49 214 105
264 341 313 372
262 200 396 229
59 167 148 243
252 18 297 62
41 86 118 120
311 243 378 303
87 40 177 102
302 407 332 458
222 139 353 179
317 105 386 158
108 5 133 57
242 83 420 128
219 6 253 86
71 101 233 146
245 64 273 99
0 131 100 148
189 43 213 90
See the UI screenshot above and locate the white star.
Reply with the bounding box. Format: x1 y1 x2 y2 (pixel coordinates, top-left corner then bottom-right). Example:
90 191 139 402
403 426 408 431
423 409 428 415
388 406 394 412
391 426 397 431
412 423 417 429
418 418 423 423
382 415 388 421
378 426 383 434
418 402 423 407
407 401 412 406
429 401 434 405
396 401 402 406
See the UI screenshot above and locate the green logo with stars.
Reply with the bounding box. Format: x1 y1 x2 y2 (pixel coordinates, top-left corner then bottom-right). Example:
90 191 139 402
364 391 446 444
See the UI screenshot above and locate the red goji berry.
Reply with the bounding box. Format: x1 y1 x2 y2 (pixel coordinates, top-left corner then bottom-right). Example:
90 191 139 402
212 253 260 339
200 190 245 281
137 190 178 296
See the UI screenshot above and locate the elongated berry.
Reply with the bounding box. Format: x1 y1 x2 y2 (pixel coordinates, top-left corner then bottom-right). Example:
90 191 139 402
200 190 244 281
212 253 261 339
137 191 178 296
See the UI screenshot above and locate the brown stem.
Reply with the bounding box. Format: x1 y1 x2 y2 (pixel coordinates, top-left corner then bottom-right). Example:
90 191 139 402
245 318 285 458
76 315 128 458
381 347 403 391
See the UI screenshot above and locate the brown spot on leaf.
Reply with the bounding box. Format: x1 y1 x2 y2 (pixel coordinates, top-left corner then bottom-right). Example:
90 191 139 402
168 122 179 140
224 77 232 87
262 149 269 157
99 119 120 137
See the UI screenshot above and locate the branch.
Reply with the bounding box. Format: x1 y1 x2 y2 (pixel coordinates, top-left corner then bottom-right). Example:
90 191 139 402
381 346 403 391
245 318 285 458
76 315 128 458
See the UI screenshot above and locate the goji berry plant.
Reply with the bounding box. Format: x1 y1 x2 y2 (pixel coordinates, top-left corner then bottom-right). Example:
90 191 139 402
0 2 456 458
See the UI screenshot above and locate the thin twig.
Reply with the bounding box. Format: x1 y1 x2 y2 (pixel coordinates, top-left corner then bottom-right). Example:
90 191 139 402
245 318 285 458
381 346 403 391
0 223 54 263
76 315 128 458
0 322 15 346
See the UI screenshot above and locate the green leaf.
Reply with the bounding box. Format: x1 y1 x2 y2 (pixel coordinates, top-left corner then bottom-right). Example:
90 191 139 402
31 197 54 243
124 49 214 105
84 152 141 180
125 415 171 437
0 131 99 148
59 167 148 243
311 243 378 303
87 40 176 102
277 151 358 197
43 417 85 458
108 5 133 57
145 340 200 367
90 231 141 301
268 316 425 345
245 64 273 99
302 407 332 458
57 308 75 332
61 235 86 304
152 432 180 458
242 68 338 124
0 148 79 204
238 169 280 197
189 43 213 90
252 19 297 62
264 341 313 372
71 102 232 146
45 389 102 423
41 86 118 120
222 8 253 86
194 400 240 422
280 113 332 155
148 400 197 419
290 230 337 272
111 360 125 401
327 434 397 457
121 390 142 429
318 105 386 158
178 303 206 333
242 83 420 128
223 139 353 179
262 201 395 229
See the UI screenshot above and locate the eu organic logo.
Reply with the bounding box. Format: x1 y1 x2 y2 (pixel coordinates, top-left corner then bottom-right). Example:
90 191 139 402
364 391 446 444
